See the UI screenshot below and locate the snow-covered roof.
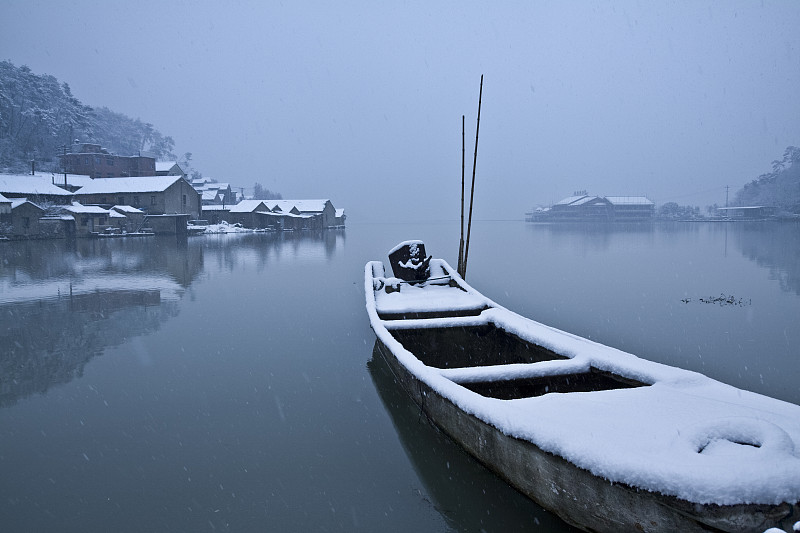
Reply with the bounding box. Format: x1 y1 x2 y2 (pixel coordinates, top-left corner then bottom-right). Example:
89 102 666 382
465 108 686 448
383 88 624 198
607 196 654 206
10 198 42 210
66 202 109 215
228 200 270 213
0 173 75 196
335 208 345 217
109 210 127 218
33 172 94 189
271 199 330 213
111 205 144 214
201 205 230 211
155 161 178 172
0 193 10 203
202 190 221 201
570 195 600 206
554 195 588 206
75 175 185 195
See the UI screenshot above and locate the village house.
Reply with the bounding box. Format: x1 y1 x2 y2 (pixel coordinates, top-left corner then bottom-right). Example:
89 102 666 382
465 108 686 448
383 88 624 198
111 205 146 230
200 204 229 224
6 198 45 238
716 206 777 219
191 177 235 206
108 210 129 232
268 199 338 229
226 200 277 229
0 193 10 227
58 142 156 178
334 208 346 227
202 189 224 205
65 203 111 236
73 175 201 219
155 161 185 177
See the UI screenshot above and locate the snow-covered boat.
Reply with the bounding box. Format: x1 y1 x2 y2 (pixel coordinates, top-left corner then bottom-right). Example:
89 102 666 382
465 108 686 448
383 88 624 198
365 240 800 533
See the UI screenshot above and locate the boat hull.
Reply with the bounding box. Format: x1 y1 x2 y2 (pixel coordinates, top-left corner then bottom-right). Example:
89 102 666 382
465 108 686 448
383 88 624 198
373 338 795 532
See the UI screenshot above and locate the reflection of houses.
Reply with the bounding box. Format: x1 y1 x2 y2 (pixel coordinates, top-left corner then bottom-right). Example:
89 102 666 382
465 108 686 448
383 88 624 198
530 194 654 222
58 142 156 178
0 237 203 408
717 206 777 220
73 175 201 219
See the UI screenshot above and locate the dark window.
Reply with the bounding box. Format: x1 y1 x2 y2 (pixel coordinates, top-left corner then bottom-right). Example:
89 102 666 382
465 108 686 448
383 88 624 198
99 216 106 225
107 158 114 166
182 194 187 206
133 196 140 207
22 217 30 229
150 195 156 205
81 217 88 226
94 156 101 164
84 157 89 165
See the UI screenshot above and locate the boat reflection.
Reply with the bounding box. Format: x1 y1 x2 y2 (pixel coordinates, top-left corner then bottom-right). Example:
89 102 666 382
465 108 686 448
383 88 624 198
368 343 579 533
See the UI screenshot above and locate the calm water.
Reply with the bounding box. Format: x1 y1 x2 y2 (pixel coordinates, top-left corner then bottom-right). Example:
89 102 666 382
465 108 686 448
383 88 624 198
1 221 798 532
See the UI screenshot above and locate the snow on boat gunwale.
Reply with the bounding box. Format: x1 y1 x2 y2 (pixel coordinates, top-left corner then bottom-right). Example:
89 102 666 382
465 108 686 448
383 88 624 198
365 242 800 532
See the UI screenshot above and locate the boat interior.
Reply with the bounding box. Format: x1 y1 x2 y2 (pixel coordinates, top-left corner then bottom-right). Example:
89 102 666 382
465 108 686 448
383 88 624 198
387 322 649 399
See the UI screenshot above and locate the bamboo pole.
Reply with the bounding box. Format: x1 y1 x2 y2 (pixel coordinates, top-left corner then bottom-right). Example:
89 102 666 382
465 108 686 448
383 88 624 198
457 115 465 274
461 75 483 280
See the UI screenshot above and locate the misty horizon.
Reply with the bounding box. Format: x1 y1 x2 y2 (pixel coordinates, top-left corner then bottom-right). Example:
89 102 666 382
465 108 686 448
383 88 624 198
2 1 798 222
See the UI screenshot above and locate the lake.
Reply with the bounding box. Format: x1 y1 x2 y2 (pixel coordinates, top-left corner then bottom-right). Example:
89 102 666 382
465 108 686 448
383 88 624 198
1 221 798 532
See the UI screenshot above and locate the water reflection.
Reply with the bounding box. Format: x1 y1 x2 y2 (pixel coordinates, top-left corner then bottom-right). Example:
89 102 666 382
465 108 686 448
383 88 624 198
732 222 800 295
527 222 656 252
0 238 202 408
0 231 347 409
368 344 579 533
526 221 800 297
200 229 346 269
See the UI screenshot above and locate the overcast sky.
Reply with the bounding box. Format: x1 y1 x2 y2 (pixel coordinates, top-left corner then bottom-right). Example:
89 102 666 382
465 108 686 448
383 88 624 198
2 1 798 221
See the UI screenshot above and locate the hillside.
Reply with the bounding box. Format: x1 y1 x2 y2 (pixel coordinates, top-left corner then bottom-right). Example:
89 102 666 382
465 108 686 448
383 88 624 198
734 146 800 215
0 60 175 173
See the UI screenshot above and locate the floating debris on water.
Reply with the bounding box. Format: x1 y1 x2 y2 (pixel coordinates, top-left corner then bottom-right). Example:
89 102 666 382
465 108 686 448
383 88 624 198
680 294 751 307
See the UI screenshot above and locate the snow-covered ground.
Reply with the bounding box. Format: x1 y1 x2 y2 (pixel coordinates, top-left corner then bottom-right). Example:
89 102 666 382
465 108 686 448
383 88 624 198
193 221 274 234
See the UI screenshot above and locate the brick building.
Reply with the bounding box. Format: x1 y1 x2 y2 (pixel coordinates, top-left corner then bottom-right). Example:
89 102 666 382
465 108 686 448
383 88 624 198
59 143 156 178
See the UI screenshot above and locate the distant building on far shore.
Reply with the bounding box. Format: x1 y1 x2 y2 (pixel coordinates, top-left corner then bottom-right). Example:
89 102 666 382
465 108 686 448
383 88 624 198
526 193 655 222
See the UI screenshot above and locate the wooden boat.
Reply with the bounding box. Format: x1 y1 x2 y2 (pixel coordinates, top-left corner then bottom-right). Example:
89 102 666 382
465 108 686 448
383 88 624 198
365 241 800 533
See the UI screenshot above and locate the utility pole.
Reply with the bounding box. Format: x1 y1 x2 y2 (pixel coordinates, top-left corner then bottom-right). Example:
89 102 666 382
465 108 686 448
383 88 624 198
725 185 729 208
